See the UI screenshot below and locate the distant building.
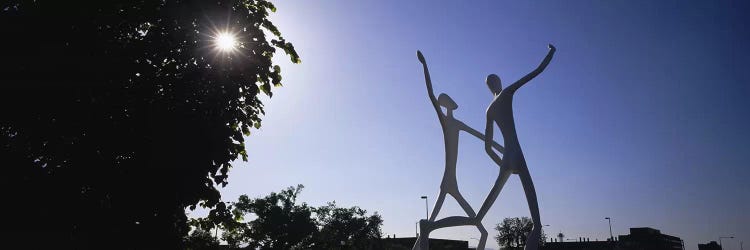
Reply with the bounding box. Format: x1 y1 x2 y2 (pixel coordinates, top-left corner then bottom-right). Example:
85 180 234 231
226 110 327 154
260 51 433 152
618 227 684 250
542 227 683 250
543 238 616 250
217 237 469 250
380 237 469 250
698 241 721 250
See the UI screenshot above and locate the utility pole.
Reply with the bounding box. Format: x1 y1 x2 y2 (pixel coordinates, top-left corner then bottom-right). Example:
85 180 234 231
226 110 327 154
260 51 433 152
421 196 429 219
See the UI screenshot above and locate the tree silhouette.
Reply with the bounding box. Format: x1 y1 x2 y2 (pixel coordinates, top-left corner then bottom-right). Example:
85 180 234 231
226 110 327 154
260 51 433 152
184 227 220 250
495 217 547 250
200 186 384 249
0 1 298 248
227 185 318 249
314 202 384 249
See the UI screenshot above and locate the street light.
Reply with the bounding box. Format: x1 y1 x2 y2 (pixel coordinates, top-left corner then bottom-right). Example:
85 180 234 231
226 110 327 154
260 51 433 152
421 196 429 219
605 217 613 241
719 236 735 249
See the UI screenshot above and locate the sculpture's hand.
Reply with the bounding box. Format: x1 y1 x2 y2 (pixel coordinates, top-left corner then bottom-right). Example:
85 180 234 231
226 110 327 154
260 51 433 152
458 121 506 155
417 50 426 64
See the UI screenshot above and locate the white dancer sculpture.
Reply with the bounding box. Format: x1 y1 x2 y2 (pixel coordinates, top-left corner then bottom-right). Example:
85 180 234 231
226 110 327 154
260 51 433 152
412 51 504 250
477 44 556 250
412 44 555 250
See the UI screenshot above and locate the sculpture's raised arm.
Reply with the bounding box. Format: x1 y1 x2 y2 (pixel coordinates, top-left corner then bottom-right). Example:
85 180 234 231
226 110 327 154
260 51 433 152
417 50 445 122
506 44 556 93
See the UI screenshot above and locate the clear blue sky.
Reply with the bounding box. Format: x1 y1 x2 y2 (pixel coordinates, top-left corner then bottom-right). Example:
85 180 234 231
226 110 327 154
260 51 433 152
196 1 749 249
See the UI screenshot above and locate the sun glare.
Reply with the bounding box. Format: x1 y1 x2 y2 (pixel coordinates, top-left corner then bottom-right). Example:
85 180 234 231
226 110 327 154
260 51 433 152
215 32 237 52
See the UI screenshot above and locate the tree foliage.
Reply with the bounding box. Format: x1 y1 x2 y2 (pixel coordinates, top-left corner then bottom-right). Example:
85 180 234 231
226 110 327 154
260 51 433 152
184 227 221 250
314 201 384 249
0 0 298 248
191 185 384 249
228 185 318 249
495 217 547 250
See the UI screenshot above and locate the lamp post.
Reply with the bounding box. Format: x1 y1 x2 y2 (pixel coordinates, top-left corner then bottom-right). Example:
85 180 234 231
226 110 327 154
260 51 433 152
719 236 734 249
604 217 613 241
421 196 429 219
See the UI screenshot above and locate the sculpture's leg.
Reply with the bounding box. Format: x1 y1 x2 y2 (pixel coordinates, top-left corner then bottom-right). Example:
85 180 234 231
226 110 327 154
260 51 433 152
419 224 429 250
412 233 421 250
518 165 541 250
429 191 447 222
413 216 477 250
450 190 477 218
475 221 488 250
430 216 474 230
412 219 431 250
476 168 513 220
412 234 421 250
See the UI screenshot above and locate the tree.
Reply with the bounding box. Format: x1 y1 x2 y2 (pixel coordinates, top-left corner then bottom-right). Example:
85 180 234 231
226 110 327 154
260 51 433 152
0 1 298 248
184 227 220 250
227 185 318 249
205 185 384 249
496 218 517 249
314 202 384 249
187 201 238 249
495 217 547 250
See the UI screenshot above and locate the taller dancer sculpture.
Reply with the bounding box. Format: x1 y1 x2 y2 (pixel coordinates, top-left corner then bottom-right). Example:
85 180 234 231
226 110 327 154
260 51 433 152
477 44 556 250
413 51 505 250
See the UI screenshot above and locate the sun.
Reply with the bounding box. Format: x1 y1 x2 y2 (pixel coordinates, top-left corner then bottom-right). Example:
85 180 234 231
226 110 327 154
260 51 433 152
214 32 238 52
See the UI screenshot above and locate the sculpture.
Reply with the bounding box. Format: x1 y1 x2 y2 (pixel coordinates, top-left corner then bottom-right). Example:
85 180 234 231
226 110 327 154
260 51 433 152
413 51 505 250
413 44 556 250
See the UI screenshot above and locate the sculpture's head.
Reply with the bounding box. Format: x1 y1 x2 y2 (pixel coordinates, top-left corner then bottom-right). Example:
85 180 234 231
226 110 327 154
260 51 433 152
486 74 502 95
438 93 458 111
